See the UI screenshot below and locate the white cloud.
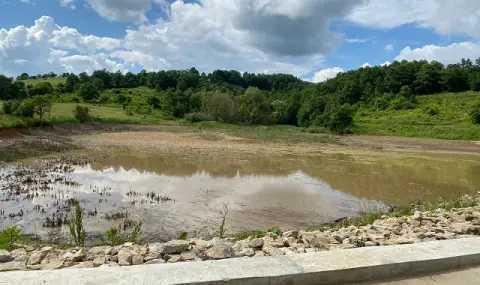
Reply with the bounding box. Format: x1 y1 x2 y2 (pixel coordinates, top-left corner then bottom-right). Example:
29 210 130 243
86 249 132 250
59 0 75 9
348 0 480 38
384 44 394 52
345 38 372 44
361 62 371 68
312 67 344 83
0 16 125 76
394 42 480 64
381 61 391 67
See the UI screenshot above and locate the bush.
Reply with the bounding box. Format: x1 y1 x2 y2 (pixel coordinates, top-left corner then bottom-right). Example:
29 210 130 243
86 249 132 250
471 103 480 124
15 99 35 118
0 226 24 251
73 105 91 122
184 112 214 123
324 106 354 133
2 100 20 115
423 104 440 116
69 202 86 247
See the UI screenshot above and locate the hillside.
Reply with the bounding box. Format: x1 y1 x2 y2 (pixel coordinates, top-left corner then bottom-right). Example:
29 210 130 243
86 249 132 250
20 77 66 86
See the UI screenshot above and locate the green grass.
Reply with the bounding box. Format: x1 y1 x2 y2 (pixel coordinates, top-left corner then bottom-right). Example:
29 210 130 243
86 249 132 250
20 77 67 86
355 91 480 140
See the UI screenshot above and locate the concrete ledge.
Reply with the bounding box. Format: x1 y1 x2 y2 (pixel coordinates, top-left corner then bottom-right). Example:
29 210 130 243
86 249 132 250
1 237 480 285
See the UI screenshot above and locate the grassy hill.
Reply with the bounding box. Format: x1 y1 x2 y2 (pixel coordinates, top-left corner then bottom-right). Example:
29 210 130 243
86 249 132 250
354 91 480 140
20 77 67 86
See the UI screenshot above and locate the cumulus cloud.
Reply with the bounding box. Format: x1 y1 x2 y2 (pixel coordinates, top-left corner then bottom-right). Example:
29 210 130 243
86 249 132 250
87 0 152 23
312 67 344 83
381 61 391 67
59 0 75 9
394 42 480 64
345 38 372 44
361 62 371 68
348 0 480 38
0 16 125 76
384 44 394 52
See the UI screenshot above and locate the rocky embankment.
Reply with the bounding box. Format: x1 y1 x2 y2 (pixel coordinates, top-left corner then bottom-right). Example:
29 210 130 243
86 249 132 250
1 204 480 272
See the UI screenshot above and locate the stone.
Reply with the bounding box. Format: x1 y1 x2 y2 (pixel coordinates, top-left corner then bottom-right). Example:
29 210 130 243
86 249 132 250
0 250 12 263
265 239 285 248
282 230 298 239
132 254 144 265
263 246 284 256
206 237 225 248
235 248 255 257
180 252 196 261
26 264 43 270
413 211 423 221
62 252 75 261
248 238 264 248
158 240 190 255
123 242 134 247
0 262 26 272
110 255 118 263
118 249 133 266
264 232 278 239
99 262 120 268
71 261 94 269
232 240 248 252
168 255 185 263
93 256 106 267
40 247 53 253
280 248 295 256
450 223 475 235
28 251 47 265
395 237 416 245
72 248 87 262
87 246 109 261
206 244 234 260
254 251 265 257
144 259 166 265
42 261 64 270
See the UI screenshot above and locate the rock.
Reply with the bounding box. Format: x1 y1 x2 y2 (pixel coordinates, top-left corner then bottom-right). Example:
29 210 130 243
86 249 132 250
0 250 12 263
450 223 475 235
62 252 75 262
232 240 248 252
395 237 416 245
192 239 209 248
235 248 255 257
264 239 285 248
26 264 43 270
110 255 118 263
93 256 106 267
264 232 279 239
40 247 53 254
248 238 264 248
28 251 47 265
145 244 163 261
206 237 225 248
118 249 133 266
254 251 265 257
72 261 94 269
158 240 190 254
104 247 116 255
305 248 317 253
132 254 144 265
42 261 65 270
123 242 135 247
206 244 234 260
413 211 423 221
282 230 298 239
298 231 328 248
87 246 109 261
280 248 296 255
180 252 196 261
99 262 119 268
71 248 87 262
263 246 284 256
0 262 26 272
144 259 166 265
365 241 377 247
168 255 185 263
436 233 456 240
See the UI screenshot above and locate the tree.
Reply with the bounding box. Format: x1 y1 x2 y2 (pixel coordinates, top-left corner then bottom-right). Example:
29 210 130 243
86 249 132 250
239 87 272 125
441 64 469 92
161 89 190 117
0 75 13 100
66 74 79 92
28 82 53 96
471 102 480 124
17 73 30 80
78 82 100 102
32 95 53 119
202 91 238 123
413 61 444 94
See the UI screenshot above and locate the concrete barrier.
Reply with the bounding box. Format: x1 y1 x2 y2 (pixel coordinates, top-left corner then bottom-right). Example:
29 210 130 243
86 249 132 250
1 237 479 285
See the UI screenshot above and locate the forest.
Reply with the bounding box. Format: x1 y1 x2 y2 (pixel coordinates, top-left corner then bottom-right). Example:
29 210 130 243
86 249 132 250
1 58 480 133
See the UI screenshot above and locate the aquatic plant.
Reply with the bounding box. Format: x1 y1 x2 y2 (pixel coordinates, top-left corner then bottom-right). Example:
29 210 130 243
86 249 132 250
68 202 86 247
0 226 24 251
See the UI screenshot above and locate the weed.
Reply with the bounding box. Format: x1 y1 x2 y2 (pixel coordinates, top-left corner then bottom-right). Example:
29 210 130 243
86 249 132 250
218 203 229 238
354 238 366 248
68 202 86 247
127 222 142 244
178 232 188 240
266 227 282 236
0 226 24 251
106 227 124 246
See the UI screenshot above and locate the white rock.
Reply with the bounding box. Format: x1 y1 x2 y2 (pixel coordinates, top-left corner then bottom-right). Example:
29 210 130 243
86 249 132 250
263 246 284 256
248 238 264 248
206 244 234 260
93 256 106 267
0 250 12 263
131 254 144 265
118 249 133 266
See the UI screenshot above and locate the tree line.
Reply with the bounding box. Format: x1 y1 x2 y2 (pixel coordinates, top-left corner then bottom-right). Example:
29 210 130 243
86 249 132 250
1 58 480 131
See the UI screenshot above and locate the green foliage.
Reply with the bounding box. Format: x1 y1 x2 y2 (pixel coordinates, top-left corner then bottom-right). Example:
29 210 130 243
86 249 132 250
106 227 124 246
69 202 86 247
471 103 480 124
73 105 91 122
2 100 20 115
177 232 188 240
184 112 214 123
201 91 239 123
354 238 367 248
240 87 273 125
78 82 100 102
266 227 282 236
32 95 53 120
15 99 35 118
0 226 24 251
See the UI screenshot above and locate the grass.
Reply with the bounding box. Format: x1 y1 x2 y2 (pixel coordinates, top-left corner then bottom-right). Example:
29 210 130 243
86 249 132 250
20 77 67 86
355 91 480 140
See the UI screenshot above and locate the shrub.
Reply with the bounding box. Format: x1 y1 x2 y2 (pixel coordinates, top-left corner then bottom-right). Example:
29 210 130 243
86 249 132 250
2 100 20 115
0 226 24 251
423 104 440 116
106 227 124 246
73 105 91 123
324 106 354 133
184 112 214 123
471 103 480 124
15 99 35 118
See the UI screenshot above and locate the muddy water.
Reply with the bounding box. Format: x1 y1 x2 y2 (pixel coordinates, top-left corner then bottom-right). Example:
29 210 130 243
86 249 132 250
1 151 480 242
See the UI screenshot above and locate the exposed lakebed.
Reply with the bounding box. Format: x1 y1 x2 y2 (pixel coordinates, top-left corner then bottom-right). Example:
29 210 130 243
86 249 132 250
1 151 480 242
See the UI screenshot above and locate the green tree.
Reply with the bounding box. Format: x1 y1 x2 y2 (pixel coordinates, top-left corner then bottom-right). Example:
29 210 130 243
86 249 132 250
413 61 444 94
239 87 272 125
32 95 53 119
78 82 100 102
202 91 239 123
471 102 480 124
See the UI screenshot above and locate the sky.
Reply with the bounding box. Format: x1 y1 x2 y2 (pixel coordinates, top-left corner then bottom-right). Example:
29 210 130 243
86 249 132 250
0 0 479 83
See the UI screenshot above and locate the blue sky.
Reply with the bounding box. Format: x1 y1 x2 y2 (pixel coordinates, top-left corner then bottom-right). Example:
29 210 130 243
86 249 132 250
0 0 479 82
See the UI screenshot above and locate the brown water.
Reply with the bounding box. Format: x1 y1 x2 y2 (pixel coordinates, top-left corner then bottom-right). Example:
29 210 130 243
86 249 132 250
1 151 480 242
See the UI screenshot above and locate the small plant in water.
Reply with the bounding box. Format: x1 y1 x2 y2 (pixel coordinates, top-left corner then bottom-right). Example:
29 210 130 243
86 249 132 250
354 238 366 248
69 202 86 247
0 226 24 251
127 221 142 244
266 227 282 236
218 203 230 238
178 232 188 240
106 227 124 246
